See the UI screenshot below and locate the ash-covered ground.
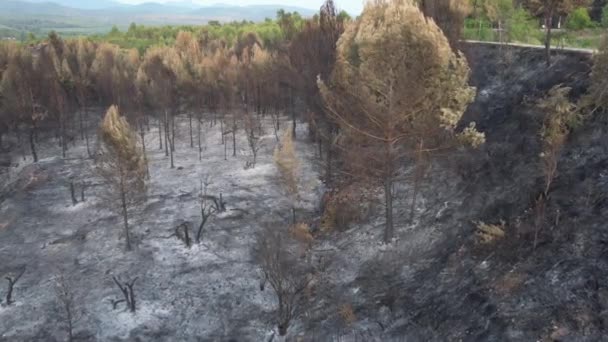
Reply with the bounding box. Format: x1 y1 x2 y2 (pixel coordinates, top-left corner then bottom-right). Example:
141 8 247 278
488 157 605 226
2 44 608 342
0 117 324 341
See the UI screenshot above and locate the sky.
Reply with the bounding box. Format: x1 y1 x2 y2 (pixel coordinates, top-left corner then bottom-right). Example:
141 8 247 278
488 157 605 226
116 0 364 15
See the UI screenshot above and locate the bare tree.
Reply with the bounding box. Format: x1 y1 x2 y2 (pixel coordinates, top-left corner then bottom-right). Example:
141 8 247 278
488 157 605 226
3 267 26 306
54 273 83 342
243 110 263 168
96 106 148 251
254 225 313 336
111 276 138 313
196 176 217 243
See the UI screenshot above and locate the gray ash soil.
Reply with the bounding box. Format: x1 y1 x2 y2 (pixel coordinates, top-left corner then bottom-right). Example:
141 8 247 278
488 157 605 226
0 118 323 341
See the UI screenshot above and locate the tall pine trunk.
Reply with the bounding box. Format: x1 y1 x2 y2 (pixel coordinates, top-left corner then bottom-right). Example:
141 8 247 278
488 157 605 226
29 127 38 162
197 118 202 161
83 99 91 158
384 178 394 243
383 140 394 243
167 110 174 168
78 107 84 140
409 139 424 222
544 10 553 66
158 117 163 150
220 119 224 144
325 136 333 186
189 113 193 148
290 87 296 138
120 178 131 251
171 114 176 153
232 115 237 157
140 122 150 179
164 111 169 157
59 108 66 158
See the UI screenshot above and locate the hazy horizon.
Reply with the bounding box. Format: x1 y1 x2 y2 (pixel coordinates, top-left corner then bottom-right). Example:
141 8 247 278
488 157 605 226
115 0 364 14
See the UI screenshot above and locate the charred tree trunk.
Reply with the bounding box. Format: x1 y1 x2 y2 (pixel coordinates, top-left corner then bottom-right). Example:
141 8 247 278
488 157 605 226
232 116 237 157
196 214 209 243
120 179 131 251
189 112 194 148
198 118 202 161
78 106 84 140
83 101 91 158
171 114 176 153
29 127 38 162
325 128 334 186
158 117 163 150
534 193 546 250
70 182 78 205
176 223 192 247
220 119 225 144
64 303 74 342
544 10 554 67
59 108 66 158
164 112 169 157
256 84 262 114
112 276 138 313
168 112 175 169
224 136 228 160
384 178 394 243
290 87 296 139
140 122 150 179
4 268 26 305
409 139 425 222
278 298 289 336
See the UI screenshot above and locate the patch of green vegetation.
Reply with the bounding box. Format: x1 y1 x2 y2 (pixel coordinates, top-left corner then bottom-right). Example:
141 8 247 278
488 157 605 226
464 19 604 50
508 8 543 45
463 18 496 41
0 14 111 40
552 29 606 49
565 7 595 31
86 20 287 53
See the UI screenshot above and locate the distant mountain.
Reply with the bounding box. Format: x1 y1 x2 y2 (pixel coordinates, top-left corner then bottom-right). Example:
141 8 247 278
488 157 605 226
191 5 316 22
103 2 194 14
0 0 318 38
165 1 203 9
21 0 122 10
1 1 316 20
0 1 83 16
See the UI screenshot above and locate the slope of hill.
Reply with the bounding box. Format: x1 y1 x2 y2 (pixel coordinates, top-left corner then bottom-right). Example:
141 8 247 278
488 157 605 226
0 45 605 341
